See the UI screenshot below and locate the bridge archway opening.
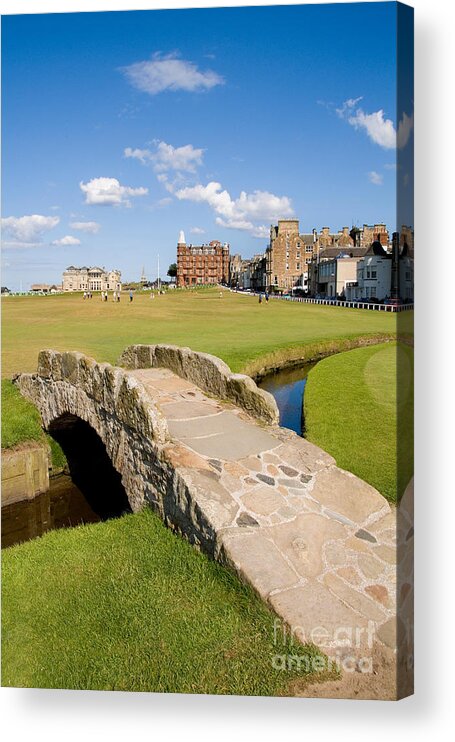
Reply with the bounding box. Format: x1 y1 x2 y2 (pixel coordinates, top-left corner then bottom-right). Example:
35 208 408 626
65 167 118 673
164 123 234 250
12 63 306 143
48 414 132 520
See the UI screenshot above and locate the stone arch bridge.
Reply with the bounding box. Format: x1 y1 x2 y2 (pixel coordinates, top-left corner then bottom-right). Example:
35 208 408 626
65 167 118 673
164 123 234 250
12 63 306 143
15 344 412 693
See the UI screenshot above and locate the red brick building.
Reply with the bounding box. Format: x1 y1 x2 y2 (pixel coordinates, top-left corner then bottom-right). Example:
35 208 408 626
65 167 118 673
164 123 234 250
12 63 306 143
176 231 230 287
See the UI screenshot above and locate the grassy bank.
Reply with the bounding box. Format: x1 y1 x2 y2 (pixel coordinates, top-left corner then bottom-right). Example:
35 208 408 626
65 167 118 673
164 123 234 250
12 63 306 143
1 507 325 694
1 379 65 467
304 342 413 503
244 333 396 380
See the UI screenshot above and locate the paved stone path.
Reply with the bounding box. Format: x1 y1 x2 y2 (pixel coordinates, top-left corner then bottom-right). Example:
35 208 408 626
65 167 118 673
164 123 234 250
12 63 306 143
131 366 412 686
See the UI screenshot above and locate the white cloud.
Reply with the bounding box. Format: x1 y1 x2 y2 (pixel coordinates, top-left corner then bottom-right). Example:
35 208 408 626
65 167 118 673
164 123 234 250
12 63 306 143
368 171 384 186
123 147 151 164
70 221 100 233
251 225 270 239
120 53 224 95
235 190 293 221
348 108 396 149
52 235 81 246
125 140 204 173
153 141 204 173
80 177 148 206
175 181 293 236
214 219 268 239
125 138 292 238
190 226 205 234
337 98 413 150
336 96 363 118
176 181 232 216
215 217 255 231
384 163 397 170
214 220 268 239
1 214 60 246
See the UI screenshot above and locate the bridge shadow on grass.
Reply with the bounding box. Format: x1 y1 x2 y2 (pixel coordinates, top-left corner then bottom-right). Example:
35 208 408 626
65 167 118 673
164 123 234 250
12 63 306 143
48 414 132 520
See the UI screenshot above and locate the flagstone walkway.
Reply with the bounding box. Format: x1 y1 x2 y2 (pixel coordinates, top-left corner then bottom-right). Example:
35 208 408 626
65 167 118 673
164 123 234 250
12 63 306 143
130 366 412 687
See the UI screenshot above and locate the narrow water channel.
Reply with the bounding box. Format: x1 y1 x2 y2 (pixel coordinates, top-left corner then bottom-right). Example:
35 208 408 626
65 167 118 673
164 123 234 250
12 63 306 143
1 473 101 549
258 362 316 437
2 413 134 549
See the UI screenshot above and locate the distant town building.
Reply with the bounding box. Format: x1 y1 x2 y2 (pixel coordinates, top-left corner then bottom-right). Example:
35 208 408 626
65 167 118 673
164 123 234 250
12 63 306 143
350 223 390 250
229 254 243 288
307 224 397 297
341 228 411 303
317 226 354 249
140 266 147 285
266 219 317 292
175 218 409 300
310 254 366 298
308 245 367 296
234 254 267 291
30 284 62 294
176 231 230 287
362 223 389 249
62 266 122 292
344 241 392 301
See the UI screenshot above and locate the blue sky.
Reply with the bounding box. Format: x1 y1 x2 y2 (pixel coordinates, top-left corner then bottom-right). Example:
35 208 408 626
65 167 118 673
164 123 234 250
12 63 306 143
1 2 413 290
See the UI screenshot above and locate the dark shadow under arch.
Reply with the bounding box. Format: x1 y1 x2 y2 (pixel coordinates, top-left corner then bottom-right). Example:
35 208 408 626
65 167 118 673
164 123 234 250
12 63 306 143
48 414 132 520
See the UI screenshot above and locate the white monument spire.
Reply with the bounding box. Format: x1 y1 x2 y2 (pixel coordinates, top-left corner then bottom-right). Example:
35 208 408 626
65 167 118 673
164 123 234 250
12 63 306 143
178 230 186 245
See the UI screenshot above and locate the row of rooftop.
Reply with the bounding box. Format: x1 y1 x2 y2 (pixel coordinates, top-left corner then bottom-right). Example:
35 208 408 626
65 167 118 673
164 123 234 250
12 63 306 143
176 218 413 301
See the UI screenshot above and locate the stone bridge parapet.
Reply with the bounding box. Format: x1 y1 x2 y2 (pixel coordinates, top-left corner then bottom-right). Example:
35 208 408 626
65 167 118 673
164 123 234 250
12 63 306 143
118 344 279 425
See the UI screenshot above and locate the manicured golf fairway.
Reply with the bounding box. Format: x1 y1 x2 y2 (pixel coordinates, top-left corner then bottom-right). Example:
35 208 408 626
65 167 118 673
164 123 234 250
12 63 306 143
1 288 408 378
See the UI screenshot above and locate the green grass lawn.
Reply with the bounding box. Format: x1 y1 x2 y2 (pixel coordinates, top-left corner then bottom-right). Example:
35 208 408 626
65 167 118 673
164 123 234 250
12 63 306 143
1 379 65 467
304 342 414 503
1 288 408 379
2 378 45 448
1 507 324 694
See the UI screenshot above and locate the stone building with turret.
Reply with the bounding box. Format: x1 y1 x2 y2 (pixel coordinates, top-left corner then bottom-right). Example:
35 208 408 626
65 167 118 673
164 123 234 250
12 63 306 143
176 231 230 287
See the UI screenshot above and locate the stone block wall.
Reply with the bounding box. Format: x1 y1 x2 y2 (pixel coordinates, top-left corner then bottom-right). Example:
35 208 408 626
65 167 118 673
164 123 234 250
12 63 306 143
2 443 50 506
